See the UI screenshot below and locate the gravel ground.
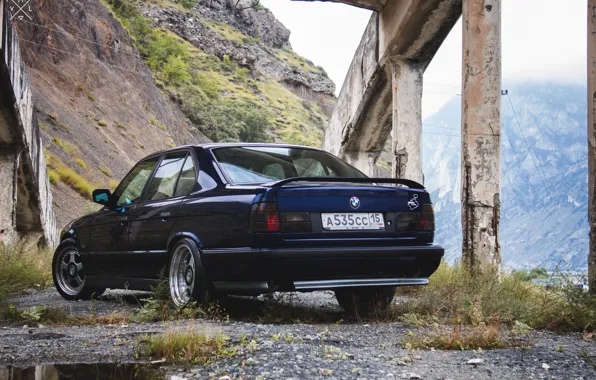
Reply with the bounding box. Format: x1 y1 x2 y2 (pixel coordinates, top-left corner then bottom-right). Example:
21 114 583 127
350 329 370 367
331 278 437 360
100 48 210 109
1 289 596 379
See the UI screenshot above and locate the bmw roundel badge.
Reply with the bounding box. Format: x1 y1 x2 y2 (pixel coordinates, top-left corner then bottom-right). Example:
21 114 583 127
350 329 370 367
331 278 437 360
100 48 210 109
350 196 360 209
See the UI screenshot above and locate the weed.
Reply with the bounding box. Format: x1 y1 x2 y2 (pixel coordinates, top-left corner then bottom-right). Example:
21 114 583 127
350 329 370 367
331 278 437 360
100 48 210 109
52 136 64 148
54 167 94 197
323 345 349 360
88 94 95 101
74 158 87 170
1 305 131 326
116 122 126 129
138 143 145 149
393 263 596 332
99 166 112 177
0 242 52 300
97 120 108 127
140 324 235 365
149 117 157 125
48 169 60 184
159 124 166 131
46 112 58 121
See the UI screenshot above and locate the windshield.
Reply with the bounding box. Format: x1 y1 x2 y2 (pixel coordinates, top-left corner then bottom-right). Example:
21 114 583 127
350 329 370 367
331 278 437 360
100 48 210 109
212 146 365 184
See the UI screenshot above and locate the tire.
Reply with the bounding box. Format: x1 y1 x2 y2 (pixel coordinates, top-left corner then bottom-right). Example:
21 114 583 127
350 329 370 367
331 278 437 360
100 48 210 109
168 238 207 307
52 244 105 300
335 286 397 317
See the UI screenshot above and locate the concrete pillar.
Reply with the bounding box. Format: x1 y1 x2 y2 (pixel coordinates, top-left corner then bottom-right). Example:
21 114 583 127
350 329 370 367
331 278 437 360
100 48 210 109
461 0 502 271
0 149 17 245
390 59 423 184
588 0 596 291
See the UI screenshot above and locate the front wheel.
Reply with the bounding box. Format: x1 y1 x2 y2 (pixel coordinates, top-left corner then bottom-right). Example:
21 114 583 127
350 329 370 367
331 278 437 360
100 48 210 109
168 238 207 307
335 286 396 317
52 245 105 300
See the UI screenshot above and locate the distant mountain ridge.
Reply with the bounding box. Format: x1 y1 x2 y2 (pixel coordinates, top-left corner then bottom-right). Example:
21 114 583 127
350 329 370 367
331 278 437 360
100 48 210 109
422 82 588 270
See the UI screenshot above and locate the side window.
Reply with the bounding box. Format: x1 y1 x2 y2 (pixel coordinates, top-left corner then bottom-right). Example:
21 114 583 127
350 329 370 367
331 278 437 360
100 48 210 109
174 155 197 197
145 152 187 201
114 157 160 206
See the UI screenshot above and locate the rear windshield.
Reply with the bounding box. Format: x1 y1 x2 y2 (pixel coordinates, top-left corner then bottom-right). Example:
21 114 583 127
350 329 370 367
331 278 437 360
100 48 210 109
212 146 365 184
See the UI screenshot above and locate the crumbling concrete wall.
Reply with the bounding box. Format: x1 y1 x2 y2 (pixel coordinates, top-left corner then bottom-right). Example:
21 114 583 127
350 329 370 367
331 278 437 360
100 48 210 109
460 0 501 270
323 0 462 178
390 58 423 183
0 0 57 246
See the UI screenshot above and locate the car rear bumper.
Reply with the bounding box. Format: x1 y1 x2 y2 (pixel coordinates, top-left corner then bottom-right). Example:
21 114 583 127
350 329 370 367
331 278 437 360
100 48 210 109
203 244 444 293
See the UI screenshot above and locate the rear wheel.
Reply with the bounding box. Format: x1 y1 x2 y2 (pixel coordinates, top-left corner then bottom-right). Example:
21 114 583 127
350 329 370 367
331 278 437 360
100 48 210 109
335 286 396 317
168 238 207 307
52 245 105 300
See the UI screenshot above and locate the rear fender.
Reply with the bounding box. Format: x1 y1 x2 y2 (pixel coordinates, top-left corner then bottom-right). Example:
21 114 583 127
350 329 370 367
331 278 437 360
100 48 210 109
167 232 204 253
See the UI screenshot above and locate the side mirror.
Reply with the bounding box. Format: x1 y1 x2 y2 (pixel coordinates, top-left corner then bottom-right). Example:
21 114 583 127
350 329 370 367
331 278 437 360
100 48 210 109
92 189 113 207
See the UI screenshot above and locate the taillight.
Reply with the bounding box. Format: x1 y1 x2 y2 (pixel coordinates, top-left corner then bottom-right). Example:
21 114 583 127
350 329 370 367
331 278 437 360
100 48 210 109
395 213 420 231
419 203 435 231
249 202 280 232
280 212 312 233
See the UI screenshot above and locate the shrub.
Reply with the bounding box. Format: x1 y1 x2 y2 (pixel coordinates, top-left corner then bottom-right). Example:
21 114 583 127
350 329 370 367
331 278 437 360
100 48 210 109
175 0 195 9
159 124 166 131
191 73 220 100
0 241 52 300
222 55 233 71
99 166 112 177
46 112 58 121
116 122 126 129
88 94 95 101
74 158 87 170
162 55 191 84
97 120 108 127
149 117 157 125
182 95 271 142
393 263 596 332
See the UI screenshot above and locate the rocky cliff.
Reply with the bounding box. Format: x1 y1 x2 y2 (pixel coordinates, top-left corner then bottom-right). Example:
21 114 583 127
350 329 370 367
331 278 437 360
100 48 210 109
14 0 336 228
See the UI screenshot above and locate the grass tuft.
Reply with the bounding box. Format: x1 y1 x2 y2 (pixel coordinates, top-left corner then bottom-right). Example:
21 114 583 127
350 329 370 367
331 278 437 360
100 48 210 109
99 165 112 177
54 167 94 197
74 158 87 170
0 241 52 301
141 324 235 365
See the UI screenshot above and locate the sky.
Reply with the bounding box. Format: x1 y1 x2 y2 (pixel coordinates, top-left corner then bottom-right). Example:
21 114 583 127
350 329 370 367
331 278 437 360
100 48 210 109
260 0 587 118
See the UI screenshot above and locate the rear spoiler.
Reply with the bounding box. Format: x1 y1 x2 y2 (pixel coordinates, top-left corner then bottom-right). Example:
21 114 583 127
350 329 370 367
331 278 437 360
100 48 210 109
265 177 426 190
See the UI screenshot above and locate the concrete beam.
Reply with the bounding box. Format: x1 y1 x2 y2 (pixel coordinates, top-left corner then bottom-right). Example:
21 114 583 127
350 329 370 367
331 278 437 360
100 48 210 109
461 0 501 270
323 1 461 176
390 58 423 183
588 0 596 291
291 0 385 11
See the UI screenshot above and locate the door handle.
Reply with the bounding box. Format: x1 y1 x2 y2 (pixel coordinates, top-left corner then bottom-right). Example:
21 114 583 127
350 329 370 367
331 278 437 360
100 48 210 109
160 212 171 218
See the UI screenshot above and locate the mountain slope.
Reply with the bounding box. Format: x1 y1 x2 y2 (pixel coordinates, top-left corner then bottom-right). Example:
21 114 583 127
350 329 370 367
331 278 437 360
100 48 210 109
421 82 588 270
15 0 335 228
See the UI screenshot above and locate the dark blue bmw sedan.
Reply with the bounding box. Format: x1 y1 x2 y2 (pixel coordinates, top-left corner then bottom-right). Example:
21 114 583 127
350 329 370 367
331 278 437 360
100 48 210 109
53 144 444 314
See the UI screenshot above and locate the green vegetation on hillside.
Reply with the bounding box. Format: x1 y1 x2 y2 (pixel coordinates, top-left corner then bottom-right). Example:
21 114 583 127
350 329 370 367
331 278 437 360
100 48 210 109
106 0 330 147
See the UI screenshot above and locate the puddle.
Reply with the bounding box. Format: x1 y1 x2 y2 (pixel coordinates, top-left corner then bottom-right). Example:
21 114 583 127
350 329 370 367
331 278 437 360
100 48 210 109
0 363 164 379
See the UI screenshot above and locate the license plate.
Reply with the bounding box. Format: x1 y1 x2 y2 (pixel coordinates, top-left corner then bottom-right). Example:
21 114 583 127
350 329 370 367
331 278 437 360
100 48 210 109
321 213 385 230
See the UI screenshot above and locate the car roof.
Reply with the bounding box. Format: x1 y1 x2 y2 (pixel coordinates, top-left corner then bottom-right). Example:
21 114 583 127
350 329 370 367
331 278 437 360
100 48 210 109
145 143 327 158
